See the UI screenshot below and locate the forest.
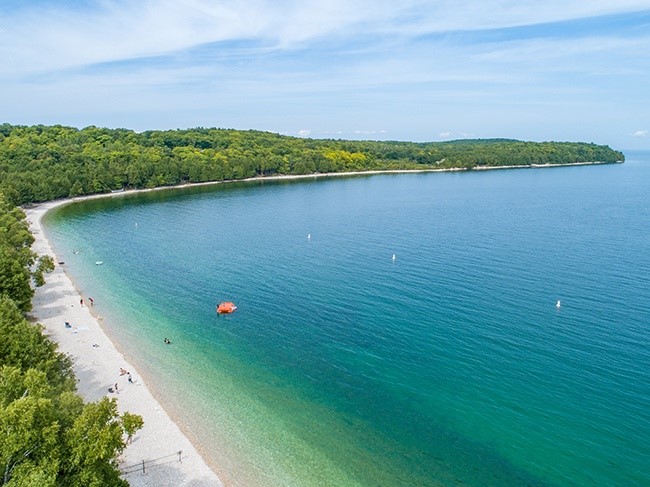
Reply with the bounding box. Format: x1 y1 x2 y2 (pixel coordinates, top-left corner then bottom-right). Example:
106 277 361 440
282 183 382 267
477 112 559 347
0 123 626 484
0 195 142 486
0 124 624 206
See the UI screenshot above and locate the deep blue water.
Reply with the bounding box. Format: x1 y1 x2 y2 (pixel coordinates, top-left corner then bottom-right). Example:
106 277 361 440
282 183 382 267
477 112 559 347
45 154 650 486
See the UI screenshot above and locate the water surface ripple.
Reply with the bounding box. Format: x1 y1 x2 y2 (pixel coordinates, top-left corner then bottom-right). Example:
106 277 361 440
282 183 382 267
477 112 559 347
45 155 650 486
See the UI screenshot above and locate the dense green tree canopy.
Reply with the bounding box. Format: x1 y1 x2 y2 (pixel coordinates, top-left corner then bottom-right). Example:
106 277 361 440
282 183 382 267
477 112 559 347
0 124 624 206
0 195 54 312
0 196 142 485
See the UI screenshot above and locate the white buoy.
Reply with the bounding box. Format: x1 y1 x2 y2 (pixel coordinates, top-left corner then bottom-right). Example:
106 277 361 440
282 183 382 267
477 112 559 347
556 300 561 308
307 233 311 241
392 254 396 261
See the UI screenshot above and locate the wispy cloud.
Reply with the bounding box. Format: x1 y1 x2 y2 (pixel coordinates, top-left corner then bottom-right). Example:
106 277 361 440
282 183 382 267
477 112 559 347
353 130 387 135
632 130 648 137
438 132 475 140
1 1 649 146
2 1 649 76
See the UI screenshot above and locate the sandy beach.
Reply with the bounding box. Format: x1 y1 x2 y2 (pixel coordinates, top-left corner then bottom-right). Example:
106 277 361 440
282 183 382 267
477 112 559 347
23 169 464 487
22 162 618 486
27 200 224 487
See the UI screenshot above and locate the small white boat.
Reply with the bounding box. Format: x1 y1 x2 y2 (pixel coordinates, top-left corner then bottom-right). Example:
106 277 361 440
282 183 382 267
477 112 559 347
556 300 561 308
95 261 104 266
392 254 396 261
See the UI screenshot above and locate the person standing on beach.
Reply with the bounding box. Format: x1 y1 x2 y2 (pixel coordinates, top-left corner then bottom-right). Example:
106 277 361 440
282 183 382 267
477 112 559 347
80 298 84 306
128 373 133 384
89 297 94 306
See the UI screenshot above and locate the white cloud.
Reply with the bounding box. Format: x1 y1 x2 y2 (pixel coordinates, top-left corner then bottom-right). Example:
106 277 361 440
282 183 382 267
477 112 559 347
476 35 650 67
632 130 648 137
438 131 475 139
386 1 650 35
0 0 383 77
1 1 649 148
1 0 263 76
2 0 649 77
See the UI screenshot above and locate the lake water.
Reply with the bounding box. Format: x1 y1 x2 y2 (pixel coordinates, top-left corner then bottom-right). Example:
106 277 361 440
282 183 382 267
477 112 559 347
44 154 650 486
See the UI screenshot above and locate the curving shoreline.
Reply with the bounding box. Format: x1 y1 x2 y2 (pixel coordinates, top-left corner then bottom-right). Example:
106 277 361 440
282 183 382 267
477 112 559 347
23 162 618 486
26 169 454 487
27 200 224 487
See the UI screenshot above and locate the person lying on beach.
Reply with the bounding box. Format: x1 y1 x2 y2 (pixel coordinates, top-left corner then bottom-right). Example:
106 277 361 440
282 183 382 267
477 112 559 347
119 368 128 375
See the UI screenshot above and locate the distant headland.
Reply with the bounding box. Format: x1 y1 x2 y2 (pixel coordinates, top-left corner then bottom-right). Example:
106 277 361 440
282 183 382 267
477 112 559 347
0 123 624 206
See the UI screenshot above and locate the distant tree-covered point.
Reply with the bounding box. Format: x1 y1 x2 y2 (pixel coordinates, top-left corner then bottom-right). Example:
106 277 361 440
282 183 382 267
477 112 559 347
0 124 624 206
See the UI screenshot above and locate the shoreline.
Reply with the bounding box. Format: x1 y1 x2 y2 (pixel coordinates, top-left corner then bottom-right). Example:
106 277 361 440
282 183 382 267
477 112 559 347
27 201 224 487
23 161 617 486
25 159 619 208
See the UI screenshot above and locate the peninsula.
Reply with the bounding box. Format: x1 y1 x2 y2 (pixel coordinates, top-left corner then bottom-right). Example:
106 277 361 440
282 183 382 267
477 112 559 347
0 124 624 206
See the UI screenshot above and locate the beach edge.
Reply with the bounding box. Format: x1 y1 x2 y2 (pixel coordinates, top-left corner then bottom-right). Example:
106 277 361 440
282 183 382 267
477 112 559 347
27 200 225 487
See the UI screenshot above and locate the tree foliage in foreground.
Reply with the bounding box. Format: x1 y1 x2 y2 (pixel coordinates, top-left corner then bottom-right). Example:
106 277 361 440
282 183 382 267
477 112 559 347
0 123 625 205
0 195 53 312
0 198 142 486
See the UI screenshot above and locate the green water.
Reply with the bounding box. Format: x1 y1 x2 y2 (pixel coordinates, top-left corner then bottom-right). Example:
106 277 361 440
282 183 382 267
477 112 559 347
44 156 650 486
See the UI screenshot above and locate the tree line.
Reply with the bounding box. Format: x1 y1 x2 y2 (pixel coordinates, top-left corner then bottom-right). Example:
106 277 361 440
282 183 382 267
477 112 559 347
0 124 624 206
0 195 142 486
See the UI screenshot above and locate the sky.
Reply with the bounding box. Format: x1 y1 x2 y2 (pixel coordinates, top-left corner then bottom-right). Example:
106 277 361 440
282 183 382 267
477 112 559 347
1 1 649 149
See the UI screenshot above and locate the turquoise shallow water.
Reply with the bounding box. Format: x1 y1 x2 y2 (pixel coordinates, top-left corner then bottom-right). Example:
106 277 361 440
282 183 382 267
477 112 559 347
44 155 650 486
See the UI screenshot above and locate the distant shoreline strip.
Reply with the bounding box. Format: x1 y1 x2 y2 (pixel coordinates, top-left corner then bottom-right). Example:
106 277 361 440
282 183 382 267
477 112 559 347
24 159 621 210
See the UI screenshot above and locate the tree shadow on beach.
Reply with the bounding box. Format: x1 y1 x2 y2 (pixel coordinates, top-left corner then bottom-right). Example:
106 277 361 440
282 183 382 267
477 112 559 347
30 275 87 320
71 362 117 402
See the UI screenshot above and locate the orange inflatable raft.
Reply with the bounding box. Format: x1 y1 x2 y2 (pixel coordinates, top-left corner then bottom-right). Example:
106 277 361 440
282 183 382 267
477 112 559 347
217 301 237 314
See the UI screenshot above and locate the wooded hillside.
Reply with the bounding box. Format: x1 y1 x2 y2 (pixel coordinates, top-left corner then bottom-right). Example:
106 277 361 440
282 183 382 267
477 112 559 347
0 197 143 485
0 124 624 205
